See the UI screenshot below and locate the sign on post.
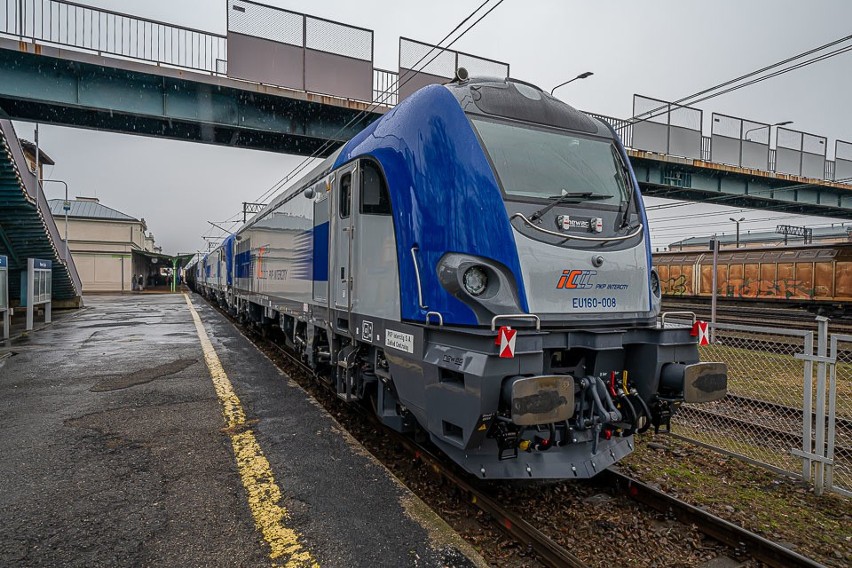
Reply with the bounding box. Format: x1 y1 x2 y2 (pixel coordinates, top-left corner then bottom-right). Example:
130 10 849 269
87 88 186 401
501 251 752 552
0 255 8 339
23 258 52 331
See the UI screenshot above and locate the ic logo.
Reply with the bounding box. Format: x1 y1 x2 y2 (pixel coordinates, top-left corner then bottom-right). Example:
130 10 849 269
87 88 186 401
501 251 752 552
556 270 596 290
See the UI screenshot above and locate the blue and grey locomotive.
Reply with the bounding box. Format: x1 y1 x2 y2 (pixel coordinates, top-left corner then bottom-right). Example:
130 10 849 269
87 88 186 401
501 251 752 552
197 76 727 479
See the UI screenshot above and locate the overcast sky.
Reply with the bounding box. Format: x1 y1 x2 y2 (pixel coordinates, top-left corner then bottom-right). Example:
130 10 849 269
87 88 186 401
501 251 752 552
16 0 852 253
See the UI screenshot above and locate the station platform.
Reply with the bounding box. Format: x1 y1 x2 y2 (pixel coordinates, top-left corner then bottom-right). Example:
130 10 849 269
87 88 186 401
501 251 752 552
0 294 484 567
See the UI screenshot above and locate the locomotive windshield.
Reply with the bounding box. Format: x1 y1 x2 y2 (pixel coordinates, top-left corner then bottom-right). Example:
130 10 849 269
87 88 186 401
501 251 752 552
471 117 630 204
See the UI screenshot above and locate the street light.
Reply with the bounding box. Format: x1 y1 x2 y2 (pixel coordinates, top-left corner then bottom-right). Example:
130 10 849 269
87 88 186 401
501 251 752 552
729 217 746 248
550 72 594 95
40 179 70 263
744 120 793 142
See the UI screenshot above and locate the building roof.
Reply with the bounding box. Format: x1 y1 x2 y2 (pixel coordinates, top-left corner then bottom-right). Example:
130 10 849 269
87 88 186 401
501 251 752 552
19 139 56 165
48 198 138 221
668 224 852 248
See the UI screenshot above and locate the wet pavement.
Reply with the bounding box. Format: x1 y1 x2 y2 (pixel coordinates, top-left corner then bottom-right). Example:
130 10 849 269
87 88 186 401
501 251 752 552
0 294 484 567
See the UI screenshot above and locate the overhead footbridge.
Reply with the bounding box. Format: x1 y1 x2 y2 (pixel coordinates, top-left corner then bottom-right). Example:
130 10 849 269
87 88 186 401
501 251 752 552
0 0 851 218
0 118 82 306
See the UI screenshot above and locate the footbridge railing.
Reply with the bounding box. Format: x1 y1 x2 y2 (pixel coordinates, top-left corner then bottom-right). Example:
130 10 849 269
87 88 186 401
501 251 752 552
1 0 849 185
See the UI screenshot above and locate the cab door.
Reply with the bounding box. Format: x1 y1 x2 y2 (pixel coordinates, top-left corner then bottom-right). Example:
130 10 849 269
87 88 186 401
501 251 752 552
332 166 358 314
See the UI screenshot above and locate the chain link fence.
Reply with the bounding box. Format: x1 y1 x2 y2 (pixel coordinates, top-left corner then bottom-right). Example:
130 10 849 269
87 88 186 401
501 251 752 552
229 0 302 45
397 37 509 102
399 37 457 78
664 318 850 495
305 16 371 61
670 322 812 477
828 335 852 494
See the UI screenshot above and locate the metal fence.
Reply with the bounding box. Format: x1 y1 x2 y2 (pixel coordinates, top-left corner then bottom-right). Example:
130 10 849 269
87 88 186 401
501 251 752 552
227 0 373 101
836 140 852 183
373 68 399 107
631 95 704 160
591 94 848 185
710 113 771 170
666 317 850 496
827 335 852 494
585 112 633 147
397 37 509 102
776 126 828 179
1 0 227 72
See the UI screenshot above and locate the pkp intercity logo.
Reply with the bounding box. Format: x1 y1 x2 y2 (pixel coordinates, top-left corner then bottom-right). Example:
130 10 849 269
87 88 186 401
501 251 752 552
556 270 596 290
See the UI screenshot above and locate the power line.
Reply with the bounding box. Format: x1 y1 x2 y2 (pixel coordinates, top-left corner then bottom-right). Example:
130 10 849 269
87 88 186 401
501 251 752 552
631 33 852 124
212 0 504 230
679 44 852 110
244 0 505 211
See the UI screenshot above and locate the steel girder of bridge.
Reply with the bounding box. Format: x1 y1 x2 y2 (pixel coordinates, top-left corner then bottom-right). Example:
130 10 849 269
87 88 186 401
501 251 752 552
630 151 852 219
0 40 382 157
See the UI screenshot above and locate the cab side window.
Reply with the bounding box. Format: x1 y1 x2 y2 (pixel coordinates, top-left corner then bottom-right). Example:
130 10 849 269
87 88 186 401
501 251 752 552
360 161 391 215
339 173 351 219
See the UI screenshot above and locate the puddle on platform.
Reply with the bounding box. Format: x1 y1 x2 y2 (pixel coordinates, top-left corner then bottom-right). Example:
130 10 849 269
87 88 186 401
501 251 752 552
90 358 198 392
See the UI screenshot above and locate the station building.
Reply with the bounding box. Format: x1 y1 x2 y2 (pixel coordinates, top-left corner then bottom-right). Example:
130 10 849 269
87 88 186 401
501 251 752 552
47 197 164 293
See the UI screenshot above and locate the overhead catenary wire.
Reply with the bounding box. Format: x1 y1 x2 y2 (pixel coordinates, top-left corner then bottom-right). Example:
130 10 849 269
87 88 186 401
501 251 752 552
208 0 505 235
242 0 505 211
630 33 852 124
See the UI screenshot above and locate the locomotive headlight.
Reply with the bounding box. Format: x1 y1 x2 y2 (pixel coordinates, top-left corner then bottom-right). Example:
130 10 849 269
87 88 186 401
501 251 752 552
463 266 488 296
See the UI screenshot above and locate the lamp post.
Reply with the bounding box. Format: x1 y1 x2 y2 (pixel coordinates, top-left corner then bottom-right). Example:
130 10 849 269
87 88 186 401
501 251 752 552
744 120 793 142
40 179 70 263
550 71 594 96
729 217 745 248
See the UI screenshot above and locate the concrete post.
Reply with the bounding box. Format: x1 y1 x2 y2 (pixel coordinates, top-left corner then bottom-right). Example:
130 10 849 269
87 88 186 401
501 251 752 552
0 255 7 340
814 315 829 495
26 258 34 331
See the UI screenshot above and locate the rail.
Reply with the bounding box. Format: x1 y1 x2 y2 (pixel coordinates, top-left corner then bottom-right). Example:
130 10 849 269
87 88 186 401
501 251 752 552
602 470 825 568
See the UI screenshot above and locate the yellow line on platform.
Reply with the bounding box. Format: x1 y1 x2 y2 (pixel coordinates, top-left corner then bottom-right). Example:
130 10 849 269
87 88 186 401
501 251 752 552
184 294 318 568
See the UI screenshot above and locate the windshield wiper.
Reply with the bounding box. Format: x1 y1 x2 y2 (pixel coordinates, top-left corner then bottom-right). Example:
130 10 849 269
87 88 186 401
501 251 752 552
528 192 610 222
611 146 635 228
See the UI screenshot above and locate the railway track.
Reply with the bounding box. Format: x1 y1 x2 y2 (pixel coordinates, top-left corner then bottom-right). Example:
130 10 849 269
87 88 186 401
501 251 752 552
677 405 852 462
662 298 852 333
726 393 852 436
202 294 827 568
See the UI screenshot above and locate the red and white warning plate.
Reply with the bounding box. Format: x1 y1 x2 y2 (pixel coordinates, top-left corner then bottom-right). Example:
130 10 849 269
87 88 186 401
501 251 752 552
691 320 710 345
495 326 517 358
